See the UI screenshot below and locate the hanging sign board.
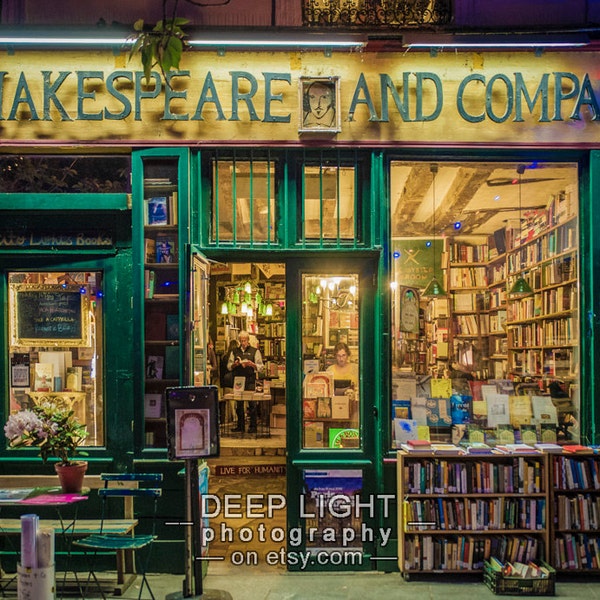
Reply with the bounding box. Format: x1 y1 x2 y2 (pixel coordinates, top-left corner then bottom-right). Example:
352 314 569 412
9 283 90 347
165 386 220 460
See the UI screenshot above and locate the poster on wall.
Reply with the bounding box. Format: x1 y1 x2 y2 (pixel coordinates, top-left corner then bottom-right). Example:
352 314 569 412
165 386 220 460
302 469 363 553
392 238 444 292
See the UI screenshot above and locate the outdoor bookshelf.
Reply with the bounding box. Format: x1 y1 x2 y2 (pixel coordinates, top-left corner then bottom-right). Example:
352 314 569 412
397 451 550 579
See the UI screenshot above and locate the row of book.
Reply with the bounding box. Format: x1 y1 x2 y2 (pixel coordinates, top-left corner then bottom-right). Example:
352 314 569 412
403 497 546 532
402 455 545 495
555 494 600 531
553 455 600 491
554 533 600 570
403 534 541 572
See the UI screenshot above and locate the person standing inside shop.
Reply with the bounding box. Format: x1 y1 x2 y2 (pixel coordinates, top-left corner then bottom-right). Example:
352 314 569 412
228 331 264 433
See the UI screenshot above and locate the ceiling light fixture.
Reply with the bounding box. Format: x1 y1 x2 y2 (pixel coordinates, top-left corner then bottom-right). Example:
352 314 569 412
423 164 447 298
508 165 534 299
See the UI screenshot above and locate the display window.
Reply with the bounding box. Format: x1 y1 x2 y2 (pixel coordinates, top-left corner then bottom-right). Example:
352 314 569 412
6 270 105 447
389 160 580 448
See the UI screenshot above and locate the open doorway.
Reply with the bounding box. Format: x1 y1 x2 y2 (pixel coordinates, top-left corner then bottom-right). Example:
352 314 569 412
206 261 287 562
210 262 286 446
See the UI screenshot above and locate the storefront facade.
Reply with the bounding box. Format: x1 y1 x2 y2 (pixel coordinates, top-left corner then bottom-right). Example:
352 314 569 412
1 45 600 572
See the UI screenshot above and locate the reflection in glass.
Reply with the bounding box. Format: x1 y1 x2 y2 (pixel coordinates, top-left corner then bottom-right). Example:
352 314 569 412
301 273 360 449
301 166 355 240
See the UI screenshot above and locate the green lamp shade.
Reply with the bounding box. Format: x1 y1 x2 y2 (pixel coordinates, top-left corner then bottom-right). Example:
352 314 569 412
508 276 534 298
422 277 447 298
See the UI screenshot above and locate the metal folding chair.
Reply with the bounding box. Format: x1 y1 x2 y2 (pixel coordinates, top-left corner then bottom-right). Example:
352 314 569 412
73 473 163 600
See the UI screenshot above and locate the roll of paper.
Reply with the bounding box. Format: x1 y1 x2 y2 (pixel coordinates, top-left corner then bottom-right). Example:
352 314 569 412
36 526 55 568
20 514 39 569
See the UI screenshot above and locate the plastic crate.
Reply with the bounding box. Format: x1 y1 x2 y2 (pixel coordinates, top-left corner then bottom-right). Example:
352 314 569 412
483 560 556 596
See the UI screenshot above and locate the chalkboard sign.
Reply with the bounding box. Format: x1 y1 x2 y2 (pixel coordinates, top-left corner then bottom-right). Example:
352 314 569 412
9 284 90 347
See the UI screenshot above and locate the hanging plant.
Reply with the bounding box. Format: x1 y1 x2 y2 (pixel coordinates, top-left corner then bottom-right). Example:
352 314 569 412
129 17 189 85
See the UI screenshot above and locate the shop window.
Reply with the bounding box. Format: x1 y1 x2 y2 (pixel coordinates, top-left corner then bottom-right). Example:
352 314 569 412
210 153 277 245
299 162 358 244
0 155 129 194
7 271 104 447
389 160 580 449
301 273 360 449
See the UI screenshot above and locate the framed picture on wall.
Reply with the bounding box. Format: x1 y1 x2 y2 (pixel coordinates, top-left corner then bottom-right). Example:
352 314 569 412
299 76 341 134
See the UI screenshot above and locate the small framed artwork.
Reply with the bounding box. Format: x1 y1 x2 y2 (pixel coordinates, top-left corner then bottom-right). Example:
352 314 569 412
299 76 341 134
11 353 30 388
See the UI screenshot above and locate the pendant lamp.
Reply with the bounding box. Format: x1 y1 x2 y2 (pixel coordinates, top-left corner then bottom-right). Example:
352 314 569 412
423 163 447 298
508 165 534 299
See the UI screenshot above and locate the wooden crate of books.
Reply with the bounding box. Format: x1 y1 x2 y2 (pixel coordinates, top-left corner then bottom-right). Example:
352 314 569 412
483 559 555 596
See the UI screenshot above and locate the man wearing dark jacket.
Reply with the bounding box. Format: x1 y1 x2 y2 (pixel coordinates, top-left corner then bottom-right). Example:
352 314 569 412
227 331 264 433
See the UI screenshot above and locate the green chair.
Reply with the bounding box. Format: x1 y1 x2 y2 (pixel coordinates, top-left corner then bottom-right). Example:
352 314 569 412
73 473 163 600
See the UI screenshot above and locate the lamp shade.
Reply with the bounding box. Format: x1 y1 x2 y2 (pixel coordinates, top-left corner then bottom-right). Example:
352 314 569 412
508 276 534 298
422 276 447 298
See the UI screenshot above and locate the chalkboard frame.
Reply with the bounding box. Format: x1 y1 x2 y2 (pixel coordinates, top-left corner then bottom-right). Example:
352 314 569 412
9 283 91 347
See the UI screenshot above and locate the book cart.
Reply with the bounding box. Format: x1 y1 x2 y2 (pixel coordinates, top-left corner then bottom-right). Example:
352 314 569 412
397 450 551 581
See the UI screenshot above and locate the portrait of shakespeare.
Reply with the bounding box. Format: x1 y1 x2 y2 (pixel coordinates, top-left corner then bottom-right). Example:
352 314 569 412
302 79 338 130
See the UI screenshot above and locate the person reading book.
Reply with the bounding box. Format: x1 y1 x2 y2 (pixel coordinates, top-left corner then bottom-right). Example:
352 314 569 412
326 342 358 390
227 331 264 433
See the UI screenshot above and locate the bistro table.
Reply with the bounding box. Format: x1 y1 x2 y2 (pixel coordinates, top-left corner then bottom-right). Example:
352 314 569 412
0 486 88 598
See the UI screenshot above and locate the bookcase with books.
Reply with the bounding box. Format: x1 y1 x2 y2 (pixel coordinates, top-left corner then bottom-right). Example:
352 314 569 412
505 186 579 392
549 451 600 573
397 451 550 579
447 239 490 380
137 152 185 448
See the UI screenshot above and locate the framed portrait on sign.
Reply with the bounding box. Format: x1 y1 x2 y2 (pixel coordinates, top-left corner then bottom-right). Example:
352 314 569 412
165 386 220 460
299 76 341 133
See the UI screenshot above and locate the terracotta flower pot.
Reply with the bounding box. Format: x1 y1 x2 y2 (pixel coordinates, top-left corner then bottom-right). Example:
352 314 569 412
54 461 88 493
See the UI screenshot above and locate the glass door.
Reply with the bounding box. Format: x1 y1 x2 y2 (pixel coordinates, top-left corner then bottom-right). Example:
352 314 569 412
301 272 361 449
187 248 211 387
286 256 378 571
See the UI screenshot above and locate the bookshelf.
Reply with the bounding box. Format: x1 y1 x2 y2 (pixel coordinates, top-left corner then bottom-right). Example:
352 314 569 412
397 451 550 579
550 453 600 573
447 239 490 380
505 195 579 388
139 155 183 448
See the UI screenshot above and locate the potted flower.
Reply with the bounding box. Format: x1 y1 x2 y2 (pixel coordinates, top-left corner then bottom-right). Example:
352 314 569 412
4 402 89 492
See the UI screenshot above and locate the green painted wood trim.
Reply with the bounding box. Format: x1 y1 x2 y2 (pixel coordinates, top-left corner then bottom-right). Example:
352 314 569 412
581 152 600 444
131 148 191 456
0 193 129 210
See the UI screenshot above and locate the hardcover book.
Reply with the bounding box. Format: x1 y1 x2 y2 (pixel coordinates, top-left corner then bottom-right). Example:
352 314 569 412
155 233 176 263
425 397 452 427
65 366 83 392
34 363 54 391
303 399 317 419
331 396 350 419
145 356 164 380
317 397 332 419
519 423 538 445
495 423 516 444
146 196 168 225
